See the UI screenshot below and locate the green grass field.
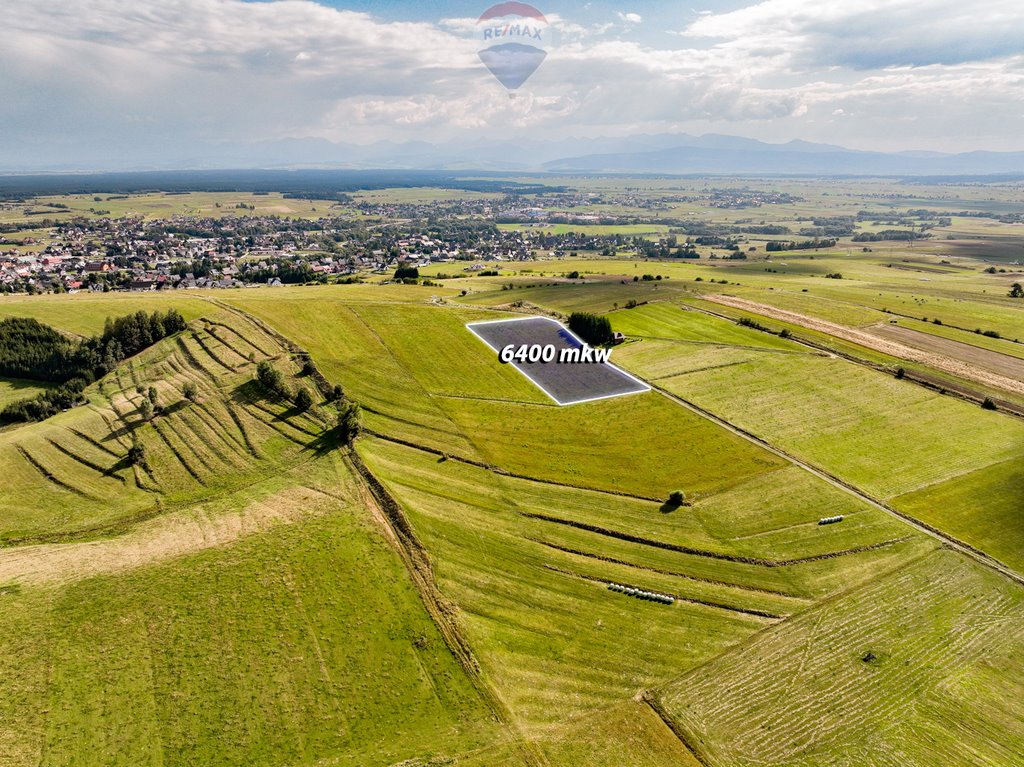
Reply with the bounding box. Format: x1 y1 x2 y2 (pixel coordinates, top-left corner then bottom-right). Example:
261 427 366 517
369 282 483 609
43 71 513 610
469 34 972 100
660 550 1024 767
0 377 51 409
0 453 508 767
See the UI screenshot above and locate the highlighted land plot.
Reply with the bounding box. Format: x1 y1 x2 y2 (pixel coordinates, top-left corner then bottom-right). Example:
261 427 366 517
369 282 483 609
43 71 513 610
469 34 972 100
467 316 650 405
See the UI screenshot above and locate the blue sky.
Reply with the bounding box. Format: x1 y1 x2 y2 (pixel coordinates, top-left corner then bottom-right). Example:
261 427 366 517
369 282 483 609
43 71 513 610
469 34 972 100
2 0 1022 169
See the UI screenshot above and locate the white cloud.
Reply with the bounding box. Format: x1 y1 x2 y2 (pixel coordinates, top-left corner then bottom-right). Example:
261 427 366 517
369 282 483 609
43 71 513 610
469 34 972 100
0 0 1022 166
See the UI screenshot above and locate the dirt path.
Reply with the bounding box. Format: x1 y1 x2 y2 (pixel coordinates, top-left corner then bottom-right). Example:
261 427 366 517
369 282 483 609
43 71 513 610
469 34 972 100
705 294 1024 397
867 323 1024 380
0 485 334 587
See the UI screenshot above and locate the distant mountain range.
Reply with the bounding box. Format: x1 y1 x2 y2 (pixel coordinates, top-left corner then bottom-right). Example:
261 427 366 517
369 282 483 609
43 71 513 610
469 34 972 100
5 132 1024 177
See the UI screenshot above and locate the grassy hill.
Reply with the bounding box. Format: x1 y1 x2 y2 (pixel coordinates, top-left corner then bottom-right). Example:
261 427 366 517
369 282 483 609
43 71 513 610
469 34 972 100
0 279 1022 766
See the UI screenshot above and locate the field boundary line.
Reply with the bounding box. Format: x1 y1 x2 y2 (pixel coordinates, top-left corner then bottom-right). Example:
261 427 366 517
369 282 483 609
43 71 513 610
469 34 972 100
364 429 665 503
703 294 1024 407
346 447 547 767
545 564 784 619
522 512 911 568
685 299 1024 419
638 691 713 767
530 539 809 599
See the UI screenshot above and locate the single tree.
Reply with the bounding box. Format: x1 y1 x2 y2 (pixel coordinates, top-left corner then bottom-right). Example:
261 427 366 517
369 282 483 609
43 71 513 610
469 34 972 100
127 443 146 466
147 386 158 405
139 398 154 421
182 380 199 402
336 401 362 444
295 387 313 412
667 490 686 507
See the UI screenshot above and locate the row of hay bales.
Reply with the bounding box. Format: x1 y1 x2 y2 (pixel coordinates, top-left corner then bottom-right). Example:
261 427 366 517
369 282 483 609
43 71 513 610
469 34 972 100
818 515 844 526
608 582 675 605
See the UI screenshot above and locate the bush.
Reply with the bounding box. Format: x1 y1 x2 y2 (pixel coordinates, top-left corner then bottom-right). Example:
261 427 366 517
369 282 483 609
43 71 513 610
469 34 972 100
982 397 998 411
256 360 289 399
295 387 313 412
182 381 199 402
667 490 686 507
336 401 362 444
895 367 905 379
127 444 146 466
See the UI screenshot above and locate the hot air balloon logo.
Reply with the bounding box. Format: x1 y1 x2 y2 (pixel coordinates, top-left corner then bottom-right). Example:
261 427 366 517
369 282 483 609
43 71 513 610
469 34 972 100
476 2 550 92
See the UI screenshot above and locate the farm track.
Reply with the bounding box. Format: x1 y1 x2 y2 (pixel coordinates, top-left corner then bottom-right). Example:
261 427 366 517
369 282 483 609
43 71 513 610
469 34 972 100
705 294 1024 398
545 565 785 620
688 300 1024 418
643 379 1024 589
522 512 912 568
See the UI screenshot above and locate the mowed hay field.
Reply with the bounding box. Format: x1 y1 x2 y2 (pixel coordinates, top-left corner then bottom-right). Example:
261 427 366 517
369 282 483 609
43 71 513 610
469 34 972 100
608 304 1024 571
894 456 1024 573
0 377 51 409
0 293 211 336
659 550 1024 767
633 345 1024 500
357 437 935 749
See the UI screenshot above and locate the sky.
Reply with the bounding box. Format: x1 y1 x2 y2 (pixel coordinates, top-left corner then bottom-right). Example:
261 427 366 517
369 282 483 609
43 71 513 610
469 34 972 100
3 0 1023 169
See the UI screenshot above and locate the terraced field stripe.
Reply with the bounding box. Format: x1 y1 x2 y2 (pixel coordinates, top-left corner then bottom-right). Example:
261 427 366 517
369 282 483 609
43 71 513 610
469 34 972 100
67 427 123 458
44 438 126 484
364 430 665 503
530 539 808 599
150 419 206 484
15 445 102 501
546 565 784 619
523 512 912 568
222 400 263 459
191 330 237 373
176 336 219 383
204 319 273 358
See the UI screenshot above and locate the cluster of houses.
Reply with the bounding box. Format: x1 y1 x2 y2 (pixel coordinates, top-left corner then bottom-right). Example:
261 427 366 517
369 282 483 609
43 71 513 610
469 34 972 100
0 207 539 294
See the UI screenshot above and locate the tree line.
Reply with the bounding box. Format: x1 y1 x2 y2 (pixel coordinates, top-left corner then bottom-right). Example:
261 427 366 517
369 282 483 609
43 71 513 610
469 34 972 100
568 312 614 346
0 309 187 424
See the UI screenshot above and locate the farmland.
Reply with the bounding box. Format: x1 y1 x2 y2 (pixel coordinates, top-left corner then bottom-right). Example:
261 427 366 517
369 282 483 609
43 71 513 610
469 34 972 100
2 175 1024 765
